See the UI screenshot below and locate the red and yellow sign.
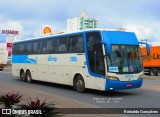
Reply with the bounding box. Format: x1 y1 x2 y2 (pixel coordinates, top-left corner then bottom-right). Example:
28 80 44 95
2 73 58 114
42 25 53 35
43 27 52 34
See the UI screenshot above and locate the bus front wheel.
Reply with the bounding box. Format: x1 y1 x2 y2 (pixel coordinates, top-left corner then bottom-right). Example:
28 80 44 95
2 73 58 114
26 71 32 83
74 75 85 93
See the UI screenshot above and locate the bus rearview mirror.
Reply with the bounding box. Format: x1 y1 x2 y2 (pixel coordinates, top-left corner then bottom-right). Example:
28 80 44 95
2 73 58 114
146 43 150 55
139 42 150 55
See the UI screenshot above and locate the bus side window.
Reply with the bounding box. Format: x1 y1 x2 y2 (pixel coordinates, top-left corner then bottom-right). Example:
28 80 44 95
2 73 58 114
45 40 53 53
54 39 60 53
69 35 84 53
37 41 42 54
59 44 66 52
33 42 38 54
42 41 47 53
14 44 18 54
19 43 25 54
27 43 33 54
58 37 67 53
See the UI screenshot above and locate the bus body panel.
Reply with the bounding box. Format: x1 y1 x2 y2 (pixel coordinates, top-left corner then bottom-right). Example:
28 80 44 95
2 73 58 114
12 53 103 90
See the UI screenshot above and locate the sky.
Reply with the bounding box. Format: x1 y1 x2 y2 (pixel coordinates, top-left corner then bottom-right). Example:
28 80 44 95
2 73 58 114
0 0 160 45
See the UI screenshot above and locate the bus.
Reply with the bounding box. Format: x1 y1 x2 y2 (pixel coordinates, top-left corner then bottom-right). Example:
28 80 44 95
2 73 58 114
12 29 150 92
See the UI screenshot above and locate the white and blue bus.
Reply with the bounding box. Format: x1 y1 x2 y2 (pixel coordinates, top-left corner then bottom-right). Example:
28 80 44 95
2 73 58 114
12 29 150 92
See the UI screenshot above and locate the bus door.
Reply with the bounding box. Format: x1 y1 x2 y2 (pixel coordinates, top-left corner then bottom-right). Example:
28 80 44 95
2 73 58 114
86 32 105 90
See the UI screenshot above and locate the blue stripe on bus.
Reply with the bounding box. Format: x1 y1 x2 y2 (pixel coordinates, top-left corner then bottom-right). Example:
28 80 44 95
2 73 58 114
12 55 37 64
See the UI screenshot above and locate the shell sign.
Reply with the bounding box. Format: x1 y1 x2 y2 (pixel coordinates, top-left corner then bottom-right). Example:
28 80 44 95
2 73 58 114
42 25 53 35
43 27 51 34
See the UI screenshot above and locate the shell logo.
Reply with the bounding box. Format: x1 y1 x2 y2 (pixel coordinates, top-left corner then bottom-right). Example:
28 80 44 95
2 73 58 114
43 27 52 34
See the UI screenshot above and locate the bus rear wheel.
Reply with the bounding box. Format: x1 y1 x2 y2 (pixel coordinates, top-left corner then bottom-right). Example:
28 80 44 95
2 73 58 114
20 70 27 82
150 68 157 76
74 75 85 93
20 70 25 79
26 71 32 83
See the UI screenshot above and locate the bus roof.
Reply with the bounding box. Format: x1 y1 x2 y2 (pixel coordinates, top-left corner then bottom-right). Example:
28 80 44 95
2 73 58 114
13 28 132 44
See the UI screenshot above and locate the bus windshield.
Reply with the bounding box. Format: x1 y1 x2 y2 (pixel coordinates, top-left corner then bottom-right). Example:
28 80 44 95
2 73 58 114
107 45 143 73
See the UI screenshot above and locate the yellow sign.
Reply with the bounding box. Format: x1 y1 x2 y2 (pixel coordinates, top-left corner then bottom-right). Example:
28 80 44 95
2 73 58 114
43 27 52 34
41 25 54 36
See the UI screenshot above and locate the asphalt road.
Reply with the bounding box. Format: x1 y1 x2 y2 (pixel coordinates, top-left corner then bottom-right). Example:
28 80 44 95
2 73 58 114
0 68 160 117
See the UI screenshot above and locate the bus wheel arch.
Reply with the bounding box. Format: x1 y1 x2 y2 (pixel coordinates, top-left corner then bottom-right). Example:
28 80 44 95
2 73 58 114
73 74 86 93
26 69 33 83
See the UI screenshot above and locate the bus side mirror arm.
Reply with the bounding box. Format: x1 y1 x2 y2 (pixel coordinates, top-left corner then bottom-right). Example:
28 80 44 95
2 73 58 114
139 42 150 55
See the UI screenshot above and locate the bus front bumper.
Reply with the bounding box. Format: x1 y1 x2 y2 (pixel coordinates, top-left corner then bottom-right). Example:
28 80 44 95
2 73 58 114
105 78 143 91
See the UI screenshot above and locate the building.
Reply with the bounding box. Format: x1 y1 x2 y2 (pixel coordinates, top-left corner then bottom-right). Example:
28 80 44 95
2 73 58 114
0 29 19 65
67 11 98 31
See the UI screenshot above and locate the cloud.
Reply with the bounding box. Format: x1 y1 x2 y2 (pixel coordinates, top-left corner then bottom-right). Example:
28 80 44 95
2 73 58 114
0 21 23 31
0 0 159 46
124 23 152 39
124 23 160 46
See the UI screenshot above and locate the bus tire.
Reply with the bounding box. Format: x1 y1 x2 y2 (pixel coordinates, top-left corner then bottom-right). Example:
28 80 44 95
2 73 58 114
150 68 157 76
21 71 27 82
26 70 32 83
157 69 160 76
20 70 25 79
74 75 85 93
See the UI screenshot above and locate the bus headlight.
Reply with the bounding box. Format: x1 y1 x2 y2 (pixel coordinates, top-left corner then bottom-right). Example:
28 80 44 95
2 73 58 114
139 74 144 78
107 76 119 80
